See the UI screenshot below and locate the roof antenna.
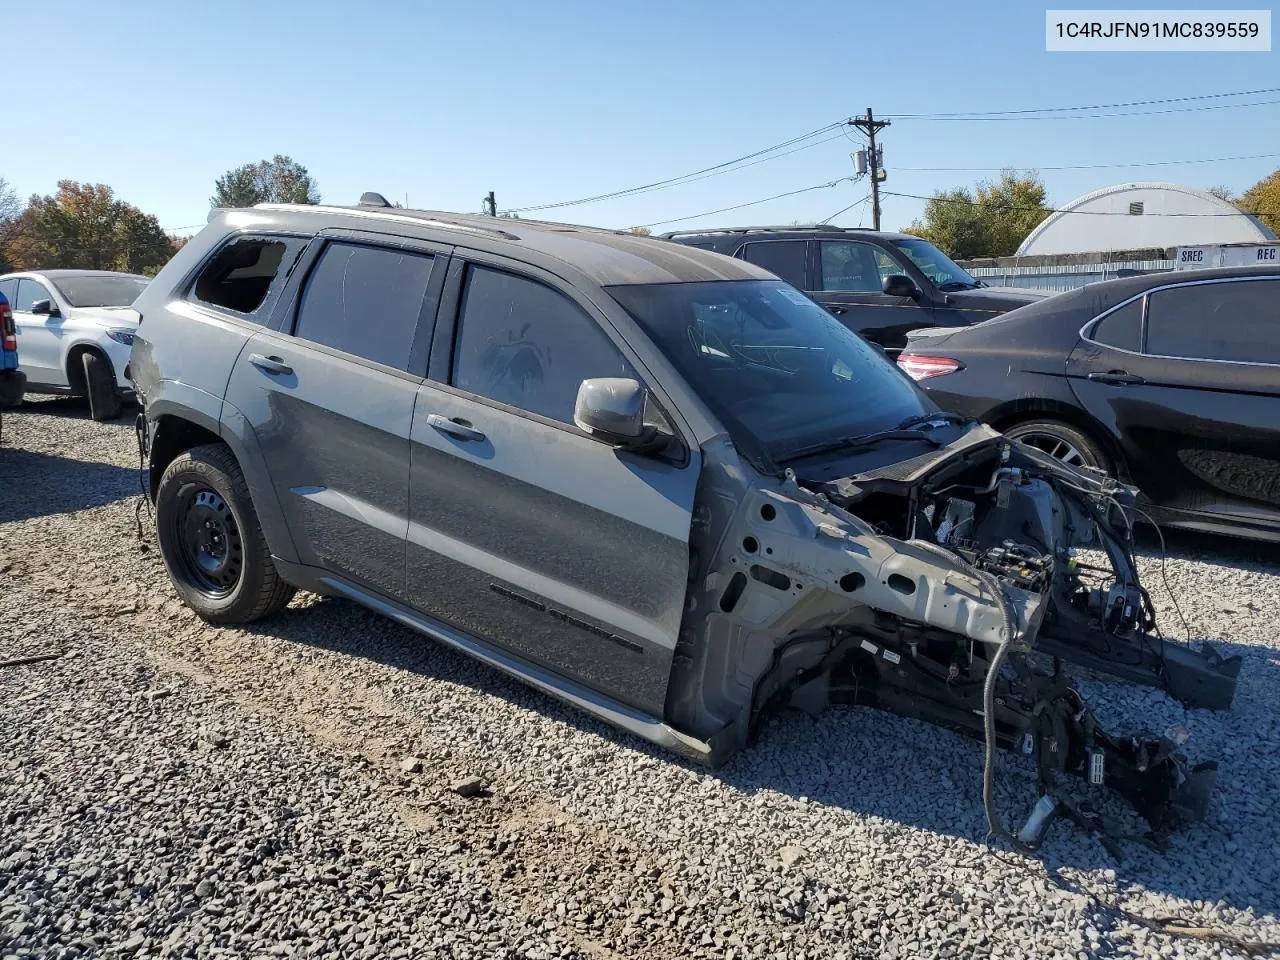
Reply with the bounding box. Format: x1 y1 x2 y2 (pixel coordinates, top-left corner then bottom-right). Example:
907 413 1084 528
359 191 393 207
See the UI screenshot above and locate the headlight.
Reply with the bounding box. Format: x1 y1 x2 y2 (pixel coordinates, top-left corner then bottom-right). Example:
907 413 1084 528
106 328 137 346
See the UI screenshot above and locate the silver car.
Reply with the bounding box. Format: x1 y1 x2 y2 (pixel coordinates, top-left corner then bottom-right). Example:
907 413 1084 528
129 197 1239 855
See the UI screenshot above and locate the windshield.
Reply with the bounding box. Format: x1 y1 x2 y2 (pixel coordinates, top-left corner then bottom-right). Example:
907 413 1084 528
50 275 148 308
890 238 978 289
607 280 931 463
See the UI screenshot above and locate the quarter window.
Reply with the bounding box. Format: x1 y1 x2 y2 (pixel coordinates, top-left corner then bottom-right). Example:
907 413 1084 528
0 279 17 304
1090 298 1143 352
13 279 53 313
192 237 303 318
1146 279 1280 365
820 241 899 293
452 265 634 425
739 241 808 288
293 242 434 370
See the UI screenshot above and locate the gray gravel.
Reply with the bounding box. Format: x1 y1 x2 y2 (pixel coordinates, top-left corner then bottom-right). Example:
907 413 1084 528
2 396 1279 959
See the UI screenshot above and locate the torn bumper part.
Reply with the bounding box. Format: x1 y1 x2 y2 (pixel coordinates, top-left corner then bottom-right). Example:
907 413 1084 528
671 431 1239 855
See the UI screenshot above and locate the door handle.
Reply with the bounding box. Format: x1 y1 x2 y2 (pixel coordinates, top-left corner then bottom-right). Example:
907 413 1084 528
827 305 847 315
426 413 486 442
249 353 293 376
1087 371 1145 386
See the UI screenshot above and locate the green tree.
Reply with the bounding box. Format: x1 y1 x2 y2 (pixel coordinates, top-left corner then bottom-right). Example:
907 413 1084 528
1206 184 1234 201
1235 168 1280 237
1 181 179 274
211 155 320 208
903 170 1050 259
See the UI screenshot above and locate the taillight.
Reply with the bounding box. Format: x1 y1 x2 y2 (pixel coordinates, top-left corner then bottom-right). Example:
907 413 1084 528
897 353 961 381
1 303 15 352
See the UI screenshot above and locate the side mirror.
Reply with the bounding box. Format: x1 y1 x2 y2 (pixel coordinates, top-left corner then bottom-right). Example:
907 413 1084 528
574 377 656 447
882 275 917 299
30 299 59 317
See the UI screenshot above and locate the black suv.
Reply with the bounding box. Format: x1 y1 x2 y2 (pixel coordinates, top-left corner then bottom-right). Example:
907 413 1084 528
662 226 1045 351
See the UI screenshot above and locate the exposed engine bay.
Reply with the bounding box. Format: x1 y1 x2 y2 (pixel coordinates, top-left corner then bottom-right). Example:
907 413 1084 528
670 424 1242 857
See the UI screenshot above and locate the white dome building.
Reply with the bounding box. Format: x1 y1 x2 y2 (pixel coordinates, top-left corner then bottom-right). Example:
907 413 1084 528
1016 181 1276 256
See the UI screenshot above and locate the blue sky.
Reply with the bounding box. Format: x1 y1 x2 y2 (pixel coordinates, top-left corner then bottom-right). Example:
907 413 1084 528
8 0 1278 236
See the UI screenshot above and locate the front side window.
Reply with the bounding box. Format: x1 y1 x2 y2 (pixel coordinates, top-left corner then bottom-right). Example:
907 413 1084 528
192 237 302 317
13 279 53 313
293 242 434 370
51 275 148 308
608 279 929 463
738 241 808 288
890 238 979 290
820 241 900 293
452 265 634 425
1146 279 1280 365
1089 298 1143 352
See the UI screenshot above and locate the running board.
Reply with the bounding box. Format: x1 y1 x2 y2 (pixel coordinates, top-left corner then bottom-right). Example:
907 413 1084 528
317 576 717 766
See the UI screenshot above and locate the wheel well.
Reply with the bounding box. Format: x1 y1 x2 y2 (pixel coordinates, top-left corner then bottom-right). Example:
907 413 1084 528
65 344 109 397
148 416 224 500
986 400 1131 482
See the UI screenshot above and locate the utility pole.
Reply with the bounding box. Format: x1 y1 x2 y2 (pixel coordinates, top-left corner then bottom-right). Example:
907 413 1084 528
849 108 890 230
483 191 497 216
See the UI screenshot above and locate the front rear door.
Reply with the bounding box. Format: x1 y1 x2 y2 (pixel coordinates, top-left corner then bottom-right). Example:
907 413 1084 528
12 277 65 386
225 233 450 599
405 257 698 716
1067 276 1280 530
811 240 924 349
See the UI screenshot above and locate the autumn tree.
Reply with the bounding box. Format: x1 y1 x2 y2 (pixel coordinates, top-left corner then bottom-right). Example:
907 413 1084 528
211 155 320 208
903 170 1050 259
1235 168 1280 237
2 181 177 274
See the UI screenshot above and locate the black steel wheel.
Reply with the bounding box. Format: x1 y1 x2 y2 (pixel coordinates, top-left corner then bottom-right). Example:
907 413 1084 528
155 443 295 623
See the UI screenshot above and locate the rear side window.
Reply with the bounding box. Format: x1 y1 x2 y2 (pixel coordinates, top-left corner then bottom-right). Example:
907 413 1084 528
1146 279 1280 365
739 241 808 288
452 265 634 425
1090 298 1143 351
293 242 434 370
192 237 304 318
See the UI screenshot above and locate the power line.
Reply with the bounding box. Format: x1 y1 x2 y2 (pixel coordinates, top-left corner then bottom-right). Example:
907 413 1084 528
896 151 1280 173
642 177 856 229
882 189 1279 217
503 121 846 214
886 85 1280 119
889 97 1280 121
820 195 871 224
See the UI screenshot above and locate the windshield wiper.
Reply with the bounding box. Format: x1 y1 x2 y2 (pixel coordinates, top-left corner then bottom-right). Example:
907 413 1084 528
897 411 977 431
778 428 944 464
937 281 979 292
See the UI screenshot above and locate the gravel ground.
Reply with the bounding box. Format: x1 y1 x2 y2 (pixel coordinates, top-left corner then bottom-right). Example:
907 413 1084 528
2 397 1278 960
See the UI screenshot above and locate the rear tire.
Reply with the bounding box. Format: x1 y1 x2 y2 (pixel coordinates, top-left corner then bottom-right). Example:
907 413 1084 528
1004 419 1112 474
155 443 295 623
81 351 122 421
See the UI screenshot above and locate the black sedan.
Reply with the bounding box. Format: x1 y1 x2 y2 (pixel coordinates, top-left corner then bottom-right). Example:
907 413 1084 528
896 265 1280 543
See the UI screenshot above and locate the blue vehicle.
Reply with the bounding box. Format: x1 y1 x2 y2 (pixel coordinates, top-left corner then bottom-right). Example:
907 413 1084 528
0 289 26 407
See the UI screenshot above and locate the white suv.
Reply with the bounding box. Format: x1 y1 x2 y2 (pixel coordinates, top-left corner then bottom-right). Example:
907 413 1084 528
0 270 149 420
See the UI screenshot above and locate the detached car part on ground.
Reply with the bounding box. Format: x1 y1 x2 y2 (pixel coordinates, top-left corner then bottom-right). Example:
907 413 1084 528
131 203 1240 859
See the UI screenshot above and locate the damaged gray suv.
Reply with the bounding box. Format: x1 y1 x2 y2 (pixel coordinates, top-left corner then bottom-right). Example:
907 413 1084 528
130 197 1241 855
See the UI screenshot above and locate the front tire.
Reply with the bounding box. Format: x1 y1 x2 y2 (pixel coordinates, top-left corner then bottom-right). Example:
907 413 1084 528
81 351 122 421
1003 419 1112 474
155 443 295 623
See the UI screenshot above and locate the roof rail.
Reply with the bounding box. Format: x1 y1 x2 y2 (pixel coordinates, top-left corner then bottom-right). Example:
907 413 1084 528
251 203 522 241
658 224 872 239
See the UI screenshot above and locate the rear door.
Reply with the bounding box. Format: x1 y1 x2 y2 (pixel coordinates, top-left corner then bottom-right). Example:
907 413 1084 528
405 255 698 716
225 232 450 599
12 277 64 386
1067 276 1280 529
811 239 925 349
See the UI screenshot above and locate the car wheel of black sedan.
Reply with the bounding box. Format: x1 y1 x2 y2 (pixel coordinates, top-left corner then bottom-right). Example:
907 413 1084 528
1003 420 1112 474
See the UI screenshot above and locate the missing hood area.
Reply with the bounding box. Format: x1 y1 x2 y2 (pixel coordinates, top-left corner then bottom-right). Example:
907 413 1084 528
669 429 1242 860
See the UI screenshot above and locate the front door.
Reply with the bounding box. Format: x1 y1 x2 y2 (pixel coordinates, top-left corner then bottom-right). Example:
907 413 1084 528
811 239 925 349
405 258 698 716
1067 276 1280 531
225 234 449 599
12 277 65 386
